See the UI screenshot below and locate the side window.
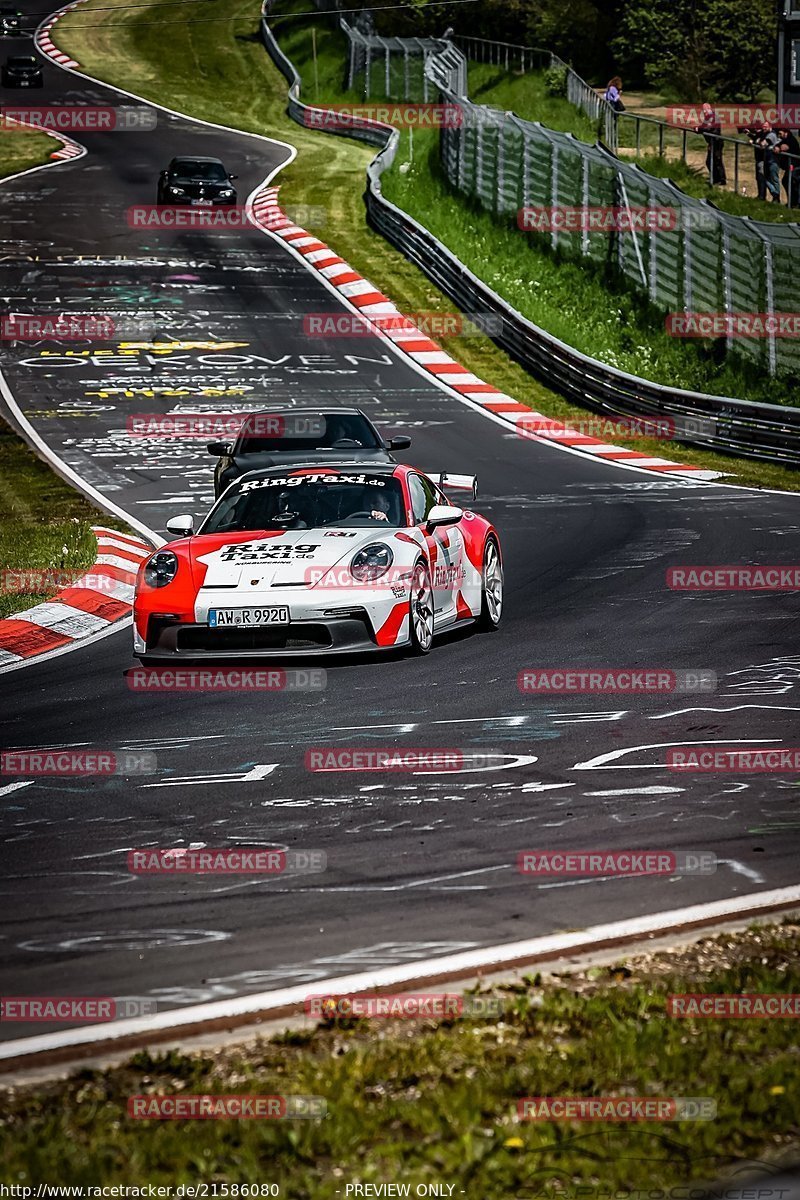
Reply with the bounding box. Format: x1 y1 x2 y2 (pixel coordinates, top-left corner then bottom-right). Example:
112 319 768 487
409 474 440 523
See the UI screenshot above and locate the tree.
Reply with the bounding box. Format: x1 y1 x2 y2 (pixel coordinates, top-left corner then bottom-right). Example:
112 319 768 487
611 0 777 100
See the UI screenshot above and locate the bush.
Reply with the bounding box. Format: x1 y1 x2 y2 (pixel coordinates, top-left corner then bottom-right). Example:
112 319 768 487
543 64 568 96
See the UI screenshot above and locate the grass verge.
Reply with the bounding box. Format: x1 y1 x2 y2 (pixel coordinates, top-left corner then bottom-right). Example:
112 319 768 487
2 919 799 1191
0 421 130 620
53 0 800 493
0 123 58 179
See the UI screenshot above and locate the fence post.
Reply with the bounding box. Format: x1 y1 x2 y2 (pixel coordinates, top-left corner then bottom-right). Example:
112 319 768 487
721 223 733 357
496 113 505 214
764 236 777 377
365 41 371 98
550 140 559 252
581 152 590 257
403 46 409 98
683 212 693 314
384 42 390 98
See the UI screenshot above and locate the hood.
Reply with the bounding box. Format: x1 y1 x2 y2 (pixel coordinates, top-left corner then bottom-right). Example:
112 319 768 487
190 528 400 590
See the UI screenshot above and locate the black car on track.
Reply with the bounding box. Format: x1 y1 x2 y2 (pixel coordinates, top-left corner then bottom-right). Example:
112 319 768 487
0 7 23 36
208 407 412 497
157 156 238 205
2 54 43 86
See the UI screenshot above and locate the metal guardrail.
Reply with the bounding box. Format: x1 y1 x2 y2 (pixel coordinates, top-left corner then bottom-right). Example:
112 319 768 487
259 16 800 467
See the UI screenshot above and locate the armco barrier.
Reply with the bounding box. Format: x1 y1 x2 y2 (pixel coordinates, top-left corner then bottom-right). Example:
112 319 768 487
259 16 800 467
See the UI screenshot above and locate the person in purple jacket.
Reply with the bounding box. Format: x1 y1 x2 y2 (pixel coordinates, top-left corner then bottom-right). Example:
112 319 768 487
604 76 625 111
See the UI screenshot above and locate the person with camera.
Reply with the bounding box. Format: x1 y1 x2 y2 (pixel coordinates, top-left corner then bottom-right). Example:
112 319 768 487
754 120 782 201
775 124 800 208
696 102 726 185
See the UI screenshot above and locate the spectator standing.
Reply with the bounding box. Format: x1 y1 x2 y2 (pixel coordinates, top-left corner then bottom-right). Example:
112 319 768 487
756 121 782 201
604 76 625 112
696 102 727 185
776 125 800 207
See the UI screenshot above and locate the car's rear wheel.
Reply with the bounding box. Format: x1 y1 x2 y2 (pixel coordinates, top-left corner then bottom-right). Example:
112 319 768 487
408 560 434 655
478 537 503 630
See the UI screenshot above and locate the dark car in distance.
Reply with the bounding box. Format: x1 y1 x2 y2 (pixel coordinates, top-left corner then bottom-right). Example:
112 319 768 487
2 54 43 86
208 407 412 497
157 156 238 205
0 7 22 36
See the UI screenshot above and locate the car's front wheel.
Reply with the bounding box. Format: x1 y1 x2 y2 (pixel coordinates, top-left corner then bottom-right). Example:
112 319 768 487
477 537 503 630
408 559 434 655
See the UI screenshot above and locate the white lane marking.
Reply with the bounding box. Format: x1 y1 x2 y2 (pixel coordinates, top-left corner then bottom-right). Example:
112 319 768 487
584 786 685 796
4 883 800 1062
141 764 278 789
649 705 800 719
719 859 765 884
553 711 628 724
573 739 781 770
0 782 34 798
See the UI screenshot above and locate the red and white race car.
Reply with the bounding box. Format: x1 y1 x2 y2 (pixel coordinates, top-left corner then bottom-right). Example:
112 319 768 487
133 464 503 661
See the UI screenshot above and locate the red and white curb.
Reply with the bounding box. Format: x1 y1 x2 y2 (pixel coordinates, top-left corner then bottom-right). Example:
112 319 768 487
250 184 721 482
0 527 150 667
34 0 88 69
3 114 84 163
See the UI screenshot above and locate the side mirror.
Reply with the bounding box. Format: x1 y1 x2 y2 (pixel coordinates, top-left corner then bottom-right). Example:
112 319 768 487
207 441 231 456
426 504 463 531
166 514 194 537
388 434 412 451
229 173 239 180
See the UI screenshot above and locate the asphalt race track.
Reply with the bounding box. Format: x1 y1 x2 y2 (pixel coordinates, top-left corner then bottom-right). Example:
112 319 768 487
1 8 799 1043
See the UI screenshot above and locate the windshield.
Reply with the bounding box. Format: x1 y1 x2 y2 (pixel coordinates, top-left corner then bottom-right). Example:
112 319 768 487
233 412 381 455
172 161 228 181
8 56 35 66
202 473 406 533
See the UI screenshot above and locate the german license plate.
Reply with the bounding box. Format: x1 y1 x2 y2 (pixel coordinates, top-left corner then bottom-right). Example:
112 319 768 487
191 198 213 206
209 607 289 627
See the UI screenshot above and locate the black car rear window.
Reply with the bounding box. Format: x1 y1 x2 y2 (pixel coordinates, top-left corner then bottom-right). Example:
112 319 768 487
8 57 36 66
234 413 381 455
171 161 228 181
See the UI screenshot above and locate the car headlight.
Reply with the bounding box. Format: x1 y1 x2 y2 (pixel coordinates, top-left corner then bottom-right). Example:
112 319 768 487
168 186 185 195
350 543 394 582
219 188 234 198
144 551 178 588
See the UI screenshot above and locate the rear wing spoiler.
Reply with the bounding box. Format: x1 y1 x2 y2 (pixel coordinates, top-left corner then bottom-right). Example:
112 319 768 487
428 473 478 503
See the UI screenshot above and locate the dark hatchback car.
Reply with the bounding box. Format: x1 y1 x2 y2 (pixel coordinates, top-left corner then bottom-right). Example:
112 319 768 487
209 407 412 497
157 156 238 205
2 54 43 86
0 8 22 36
